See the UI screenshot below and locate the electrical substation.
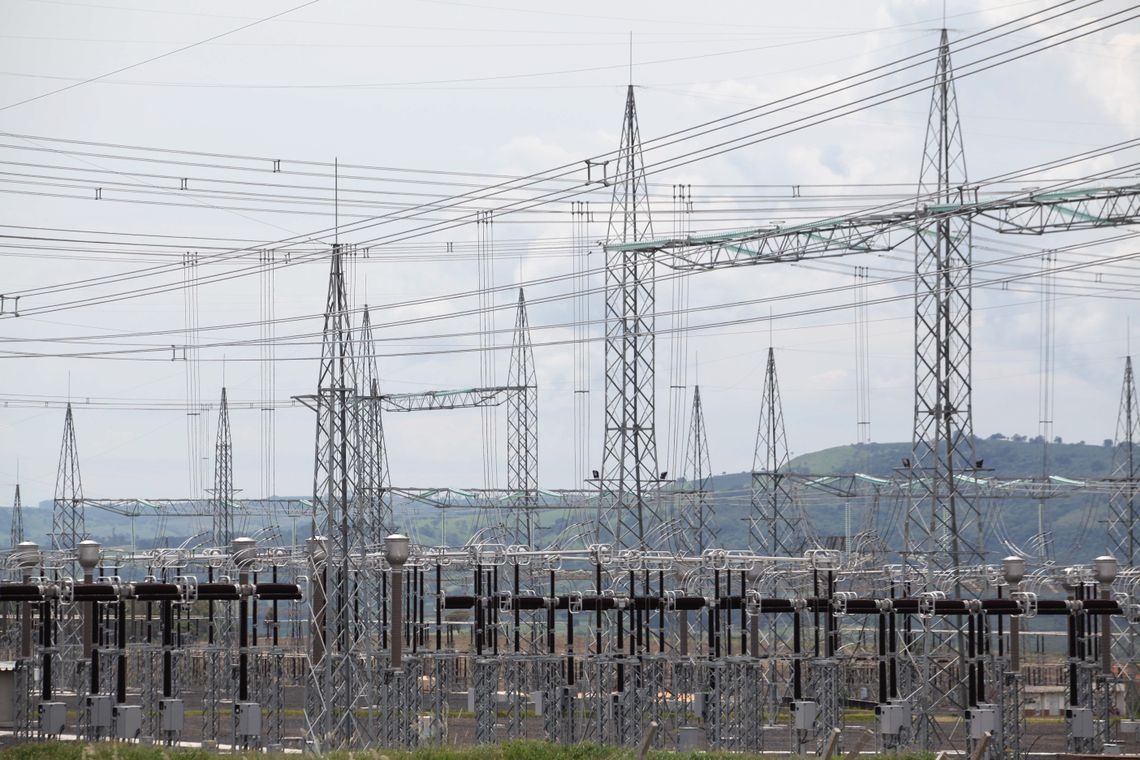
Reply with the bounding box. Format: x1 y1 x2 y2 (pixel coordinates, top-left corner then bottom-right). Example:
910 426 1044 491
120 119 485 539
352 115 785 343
4 12 1140 758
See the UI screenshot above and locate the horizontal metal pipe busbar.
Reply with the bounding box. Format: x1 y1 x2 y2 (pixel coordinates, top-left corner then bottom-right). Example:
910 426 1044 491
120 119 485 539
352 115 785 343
254 583 303 601
132 582 182 600
0 583 45 601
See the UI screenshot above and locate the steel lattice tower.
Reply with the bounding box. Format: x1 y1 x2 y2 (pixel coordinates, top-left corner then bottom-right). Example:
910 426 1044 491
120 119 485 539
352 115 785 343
1108 356 1140 718
302 245 369 749
506 289 538 546
906 29 984 582
903 31 980 752
51 402 84 693
677 385 717 555
357 305 393 538
750 348 803 555
205 387 235 745
1108 356 1140 565
211 387 234 548
599 84 662 550
52 402 85 553
10 483 22 548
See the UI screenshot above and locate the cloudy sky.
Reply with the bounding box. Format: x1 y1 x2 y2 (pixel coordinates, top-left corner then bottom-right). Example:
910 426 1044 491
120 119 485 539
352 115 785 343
1 0 1138 512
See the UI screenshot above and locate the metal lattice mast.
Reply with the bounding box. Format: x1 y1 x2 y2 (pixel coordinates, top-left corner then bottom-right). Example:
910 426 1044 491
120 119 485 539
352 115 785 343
357 305 393 538
1108 356 1140 565
677 385 717 555
903 31 981 753
506 289 538 546
749 348 803 555
205 387 235 745
52 402 85 553
211 387 234 548
51 402 84 693
906 28 983 582
10 483 22 548
1109 356 1140 719
302 245 368 749
599 84 662 550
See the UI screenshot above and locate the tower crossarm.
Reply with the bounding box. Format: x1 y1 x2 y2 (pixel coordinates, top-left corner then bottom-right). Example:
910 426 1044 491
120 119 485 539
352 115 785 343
76 497 311 518
389 486 600 512
985 184 1140 233
377 385 527 412
607 183 1140 271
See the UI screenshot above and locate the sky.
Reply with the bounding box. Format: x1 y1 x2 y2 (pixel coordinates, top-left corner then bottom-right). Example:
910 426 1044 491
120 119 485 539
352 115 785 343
1 0 1138 512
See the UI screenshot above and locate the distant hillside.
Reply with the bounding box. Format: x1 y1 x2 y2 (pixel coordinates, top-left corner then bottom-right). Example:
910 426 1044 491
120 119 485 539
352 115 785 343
3 438 1126 566
787 437 1118 479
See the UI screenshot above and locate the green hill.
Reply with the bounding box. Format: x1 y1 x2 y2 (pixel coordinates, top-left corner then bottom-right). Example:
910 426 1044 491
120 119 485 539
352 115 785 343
3 438 1127 566
786 437 1117 479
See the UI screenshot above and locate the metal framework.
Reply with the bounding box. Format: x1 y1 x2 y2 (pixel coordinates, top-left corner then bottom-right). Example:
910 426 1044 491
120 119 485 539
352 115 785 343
750 348 805 555
211 387 234 548
675 385 717 555
379 386 524 413
506 289 539 545
77 497 310 518
608 183 1140 269
52 402 84 554
598 84 663 550
10 483 21 548
297 245 369 749
1110 356 1140 720
358 305 394 537
907 27 984 586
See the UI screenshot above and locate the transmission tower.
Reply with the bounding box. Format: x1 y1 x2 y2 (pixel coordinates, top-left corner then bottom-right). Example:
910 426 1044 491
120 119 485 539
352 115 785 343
749 347 804 555
52 402 85 553
598 84 663 550
1108 356 1140 718
906 28 984 583
903 30 981 753
211 387 234 548
1108 356 1140 565
506 289 538 546
10 483 22 548
301 244 369 749
51 402 85 693
205 387 236 745
677 385 717 555
357 305 393 538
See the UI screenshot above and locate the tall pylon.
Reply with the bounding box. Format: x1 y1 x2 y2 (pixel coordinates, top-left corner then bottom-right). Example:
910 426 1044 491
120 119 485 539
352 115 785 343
52 402 85 693
1108 356 1140 719
677 385 717 556
906 28 984 582
506 289 538 546
206 387 236 745
211 387 234 548
903 30 980 753
357 305 393 538
749 347 804 555
599 84 662 550
10 483 22 548
52 402 85 553
302 244 369 749
1108 356 1140 565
